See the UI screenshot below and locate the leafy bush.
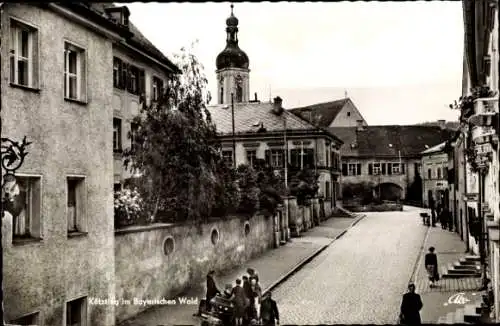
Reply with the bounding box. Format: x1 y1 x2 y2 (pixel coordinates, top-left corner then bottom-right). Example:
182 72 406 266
114 188 148 228
288 169 319 206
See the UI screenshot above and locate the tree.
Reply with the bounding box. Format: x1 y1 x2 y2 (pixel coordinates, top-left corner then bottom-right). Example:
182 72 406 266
288 169 319 206
123 41 227 223
235 164 260 216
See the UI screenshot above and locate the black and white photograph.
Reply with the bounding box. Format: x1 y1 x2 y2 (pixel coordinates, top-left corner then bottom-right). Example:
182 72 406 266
0 1 499 325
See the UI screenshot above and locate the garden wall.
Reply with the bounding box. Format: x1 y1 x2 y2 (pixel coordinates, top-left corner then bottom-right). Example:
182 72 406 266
114 214 274 322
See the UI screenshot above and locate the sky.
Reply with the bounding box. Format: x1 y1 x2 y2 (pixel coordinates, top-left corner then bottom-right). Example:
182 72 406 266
124 1 464 125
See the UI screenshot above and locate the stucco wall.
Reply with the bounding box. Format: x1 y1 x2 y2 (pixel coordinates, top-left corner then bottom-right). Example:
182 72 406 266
112 45 173 184
114 215 274 322
341 157 420 199
328 100 367 127
2 4 115 325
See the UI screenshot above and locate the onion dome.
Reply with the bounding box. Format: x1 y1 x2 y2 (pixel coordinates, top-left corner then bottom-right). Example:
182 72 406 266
216 4 249 70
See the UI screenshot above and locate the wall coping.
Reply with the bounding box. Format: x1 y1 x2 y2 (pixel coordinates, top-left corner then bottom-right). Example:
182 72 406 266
115 214 263 236
115 223 175 235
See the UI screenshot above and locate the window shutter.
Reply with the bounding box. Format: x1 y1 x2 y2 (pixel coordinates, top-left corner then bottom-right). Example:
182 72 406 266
291 149 298 167
342 163 348 176
382 163 386 175
80 51 87 101
401 163 405 174
31 178 41 238
356 163 361 175
280 149 286 167
265 150 271 166
31 31 39 88
368 163 373 175
388 163 392 175
120 61 127 89
138 69 145 96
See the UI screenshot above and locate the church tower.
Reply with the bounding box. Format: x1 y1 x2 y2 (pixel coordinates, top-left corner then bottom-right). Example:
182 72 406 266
216 4 250 104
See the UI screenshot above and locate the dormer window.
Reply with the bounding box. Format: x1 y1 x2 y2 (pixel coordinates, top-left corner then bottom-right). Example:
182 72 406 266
105 6 130 27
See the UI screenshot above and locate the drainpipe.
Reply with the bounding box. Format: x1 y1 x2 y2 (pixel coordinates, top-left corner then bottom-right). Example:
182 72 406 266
464 137 470 253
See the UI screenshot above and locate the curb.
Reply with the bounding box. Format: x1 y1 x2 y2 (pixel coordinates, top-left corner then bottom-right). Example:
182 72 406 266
262 213 367 295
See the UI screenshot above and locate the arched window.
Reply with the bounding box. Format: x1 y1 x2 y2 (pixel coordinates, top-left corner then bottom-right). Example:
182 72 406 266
219 87 224 104
235 75 243 102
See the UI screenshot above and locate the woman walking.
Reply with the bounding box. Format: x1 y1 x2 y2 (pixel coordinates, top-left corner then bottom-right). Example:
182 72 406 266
399 283 423 325
425 247 439 288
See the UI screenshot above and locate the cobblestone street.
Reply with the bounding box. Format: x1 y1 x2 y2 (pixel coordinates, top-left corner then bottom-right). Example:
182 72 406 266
271 207 428 324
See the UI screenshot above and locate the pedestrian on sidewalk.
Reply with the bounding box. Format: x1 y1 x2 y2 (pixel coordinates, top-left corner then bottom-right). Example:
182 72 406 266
429 197 436 227
247 268 259 283
250 277 262 322
206 270 221 311
424 247 439 288
260 291 280 326
439 207 448 230
231 279 249 326
399 283 423 325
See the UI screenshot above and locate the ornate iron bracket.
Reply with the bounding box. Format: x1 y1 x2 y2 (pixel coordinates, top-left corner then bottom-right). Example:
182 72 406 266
1 136 32 218
1 136 31 176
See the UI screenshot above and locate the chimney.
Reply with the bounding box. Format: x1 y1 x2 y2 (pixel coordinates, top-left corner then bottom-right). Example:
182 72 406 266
273 96 283 114
356 119 364 131
254 93 258 102
437 119 446 129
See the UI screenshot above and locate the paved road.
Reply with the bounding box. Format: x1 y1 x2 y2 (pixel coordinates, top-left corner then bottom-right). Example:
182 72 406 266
271 207 428 324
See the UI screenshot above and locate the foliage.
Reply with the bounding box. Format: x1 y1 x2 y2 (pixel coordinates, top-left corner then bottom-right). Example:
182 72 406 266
288 168 319 206
449 86 497 122
211 163 240 218
342 181 375 204
235 164 260 216
123 41 226 223
114 188 147 228
252 159 285 215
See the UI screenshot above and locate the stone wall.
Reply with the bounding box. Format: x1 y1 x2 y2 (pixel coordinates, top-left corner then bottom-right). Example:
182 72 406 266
114 215 274 322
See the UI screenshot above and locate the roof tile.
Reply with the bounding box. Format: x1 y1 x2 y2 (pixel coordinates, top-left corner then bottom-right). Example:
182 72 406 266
329 125 454 157
208 102 316 135
289 98 349 127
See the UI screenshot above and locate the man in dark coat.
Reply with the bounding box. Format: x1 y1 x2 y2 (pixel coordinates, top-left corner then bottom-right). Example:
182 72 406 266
400 283 423 325
231 279 249 326
260 291 280 326
424 247 439 287
206 270 220 311
429 197 436 227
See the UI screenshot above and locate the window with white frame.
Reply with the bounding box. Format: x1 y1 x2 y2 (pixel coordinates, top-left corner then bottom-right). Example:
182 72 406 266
9 176 42 241
152 76 164 101
348 163 360 176
10 311 40 325
392 163 401 174
10 19 39 88
246 149 257 167
66 296 87 326
222 150 234 167
270 149 284 168
64 42 86 101
67 177 86 234
372 163 381 175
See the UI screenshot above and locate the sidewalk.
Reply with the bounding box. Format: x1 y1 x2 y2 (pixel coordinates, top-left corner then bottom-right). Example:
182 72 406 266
411 221 482 323
118 215 365 326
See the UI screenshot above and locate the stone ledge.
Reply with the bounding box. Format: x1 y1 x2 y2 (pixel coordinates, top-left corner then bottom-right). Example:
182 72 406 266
115 223 175 235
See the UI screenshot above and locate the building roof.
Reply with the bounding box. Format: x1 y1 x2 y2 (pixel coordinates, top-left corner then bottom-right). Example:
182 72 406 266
421 141 447 155
289 98 350 128
208 102 318 136
89 3 180 74
329 125 455 158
